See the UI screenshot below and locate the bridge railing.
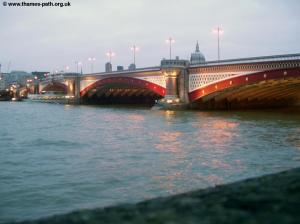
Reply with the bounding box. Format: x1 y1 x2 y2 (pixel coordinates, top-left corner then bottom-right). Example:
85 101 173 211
82 66 161 77
190 53 300 67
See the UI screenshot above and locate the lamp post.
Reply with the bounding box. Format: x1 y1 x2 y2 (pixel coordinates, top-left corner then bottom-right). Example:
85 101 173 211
130 45 139 66
88 57 96 73
213 27 224 61
166 37 175 60
106 50 115 64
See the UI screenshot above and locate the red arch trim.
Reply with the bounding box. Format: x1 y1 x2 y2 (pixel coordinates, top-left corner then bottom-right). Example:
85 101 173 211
189 67 300 102
80 77 166 97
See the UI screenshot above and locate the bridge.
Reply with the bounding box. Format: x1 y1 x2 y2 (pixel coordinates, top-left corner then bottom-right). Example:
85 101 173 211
37 53 300 109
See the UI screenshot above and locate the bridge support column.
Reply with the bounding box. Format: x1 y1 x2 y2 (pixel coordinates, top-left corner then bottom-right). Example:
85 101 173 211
159 59 190 109
64 75 81 104
35 80 40 94
164 68 180 98
178 69 190 105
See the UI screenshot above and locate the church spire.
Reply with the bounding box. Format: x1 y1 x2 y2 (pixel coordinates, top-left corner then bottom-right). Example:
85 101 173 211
196 41 200 52
190 41 206 64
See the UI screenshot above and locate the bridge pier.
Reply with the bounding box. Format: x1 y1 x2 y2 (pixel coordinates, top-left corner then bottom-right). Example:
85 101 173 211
64 74 81 104
178 69 190 105
158 59 190 109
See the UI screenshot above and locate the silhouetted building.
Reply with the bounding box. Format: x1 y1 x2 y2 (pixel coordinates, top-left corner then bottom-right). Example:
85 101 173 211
0 71 34 89
0 73 7 90
117 66 124 71
105 62 112 73
128 63 136 70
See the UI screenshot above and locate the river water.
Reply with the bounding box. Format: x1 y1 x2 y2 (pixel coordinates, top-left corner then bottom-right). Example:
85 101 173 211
0 101 300 223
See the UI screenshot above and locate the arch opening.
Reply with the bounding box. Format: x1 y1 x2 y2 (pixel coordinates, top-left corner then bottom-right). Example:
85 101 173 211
41 82 67 95
81 77 165 105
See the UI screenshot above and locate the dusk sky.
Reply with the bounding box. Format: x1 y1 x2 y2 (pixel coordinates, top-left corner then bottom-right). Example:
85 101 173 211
0 0 299 73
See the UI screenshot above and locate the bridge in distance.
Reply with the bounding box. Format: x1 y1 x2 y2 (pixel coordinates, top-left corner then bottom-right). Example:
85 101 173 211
38 53 300 109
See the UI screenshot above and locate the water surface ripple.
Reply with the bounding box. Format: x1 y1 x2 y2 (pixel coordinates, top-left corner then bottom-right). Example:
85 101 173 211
0 102 300 223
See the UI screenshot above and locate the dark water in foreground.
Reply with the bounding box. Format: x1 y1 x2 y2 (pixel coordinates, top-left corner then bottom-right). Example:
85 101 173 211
0 102 300 223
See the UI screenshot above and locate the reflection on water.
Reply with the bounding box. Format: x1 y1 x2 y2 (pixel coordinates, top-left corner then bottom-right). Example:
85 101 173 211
155 131 183 152
201 120 239 148
0 102 300 223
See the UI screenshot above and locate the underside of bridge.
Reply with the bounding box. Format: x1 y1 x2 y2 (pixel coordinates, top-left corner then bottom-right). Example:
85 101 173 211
81 85 164 105
190 78 300 110
41 82 67 94
80 77 165 106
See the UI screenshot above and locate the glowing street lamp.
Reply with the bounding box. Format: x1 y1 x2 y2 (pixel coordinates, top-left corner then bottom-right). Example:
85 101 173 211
166 37 175 60
212 27 224 61
88 57 96 73
65 65 70 72
130 45 139 66
106 50 115 64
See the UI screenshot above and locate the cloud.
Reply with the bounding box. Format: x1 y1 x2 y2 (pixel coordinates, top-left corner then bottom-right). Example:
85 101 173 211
0 0 299 72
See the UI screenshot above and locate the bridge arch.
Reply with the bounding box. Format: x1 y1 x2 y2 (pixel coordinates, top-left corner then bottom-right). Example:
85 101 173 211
80 77 166 104
41 81 67 94
189 67 300 109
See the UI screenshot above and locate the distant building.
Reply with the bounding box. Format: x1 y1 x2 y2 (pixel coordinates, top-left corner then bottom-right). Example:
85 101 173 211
128 63 136 70
105 62 112 73
117 66 124 71
0 63 5 90
0 71 33 89
190 41 206 65
0 81 5 90
0 73 7 90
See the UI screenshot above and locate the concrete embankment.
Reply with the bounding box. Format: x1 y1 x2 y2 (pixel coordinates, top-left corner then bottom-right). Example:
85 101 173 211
14 168 300 224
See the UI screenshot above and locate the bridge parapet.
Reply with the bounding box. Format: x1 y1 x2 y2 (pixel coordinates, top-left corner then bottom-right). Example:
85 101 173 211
161 59 189 68
190 53 300 68
190 60 300 75
82 66 161 77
